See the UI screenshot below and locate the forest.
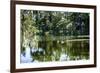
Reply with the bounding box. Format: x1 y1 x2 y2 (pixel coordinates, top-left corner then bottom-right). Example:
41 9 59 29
20 10 90 63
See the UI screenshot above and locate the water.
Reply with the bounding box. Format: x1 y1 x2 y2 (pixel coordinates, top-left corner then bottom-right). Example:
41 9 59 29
20 47 33 63
21 36 89 63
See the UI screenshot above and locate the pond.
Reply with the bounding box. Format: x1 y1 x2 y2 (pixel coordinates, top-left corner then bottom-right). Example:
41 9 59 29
20 36 89 63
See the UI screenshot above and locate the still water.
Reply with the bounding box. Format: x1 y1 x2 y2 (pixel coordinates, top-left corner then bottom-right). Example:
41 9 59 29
21 36 89 63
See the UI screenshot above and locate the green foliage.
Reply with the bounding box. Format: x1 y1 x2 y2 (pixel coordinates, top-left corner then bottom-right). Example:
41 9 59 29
21 10 89 37
20 10 89 61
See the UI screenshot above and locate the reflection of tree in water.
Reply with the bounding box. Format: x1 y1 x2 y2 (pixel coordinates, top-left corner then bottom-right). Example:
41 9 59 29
66 41 89 60
21 35 89 63
31 38 89 62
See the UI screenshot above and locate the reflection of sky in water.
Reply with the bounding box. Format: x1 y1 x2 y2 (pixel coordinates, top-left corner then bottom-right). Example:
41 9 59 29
21 48 69 63
21 47 33 63
21 39 89 63
21 47 44 63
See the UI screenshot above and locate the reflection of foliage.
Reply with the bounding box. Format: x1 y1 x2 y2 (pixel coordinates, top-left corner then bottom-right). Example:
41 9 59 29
66 41 89 60
32 40 89 61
